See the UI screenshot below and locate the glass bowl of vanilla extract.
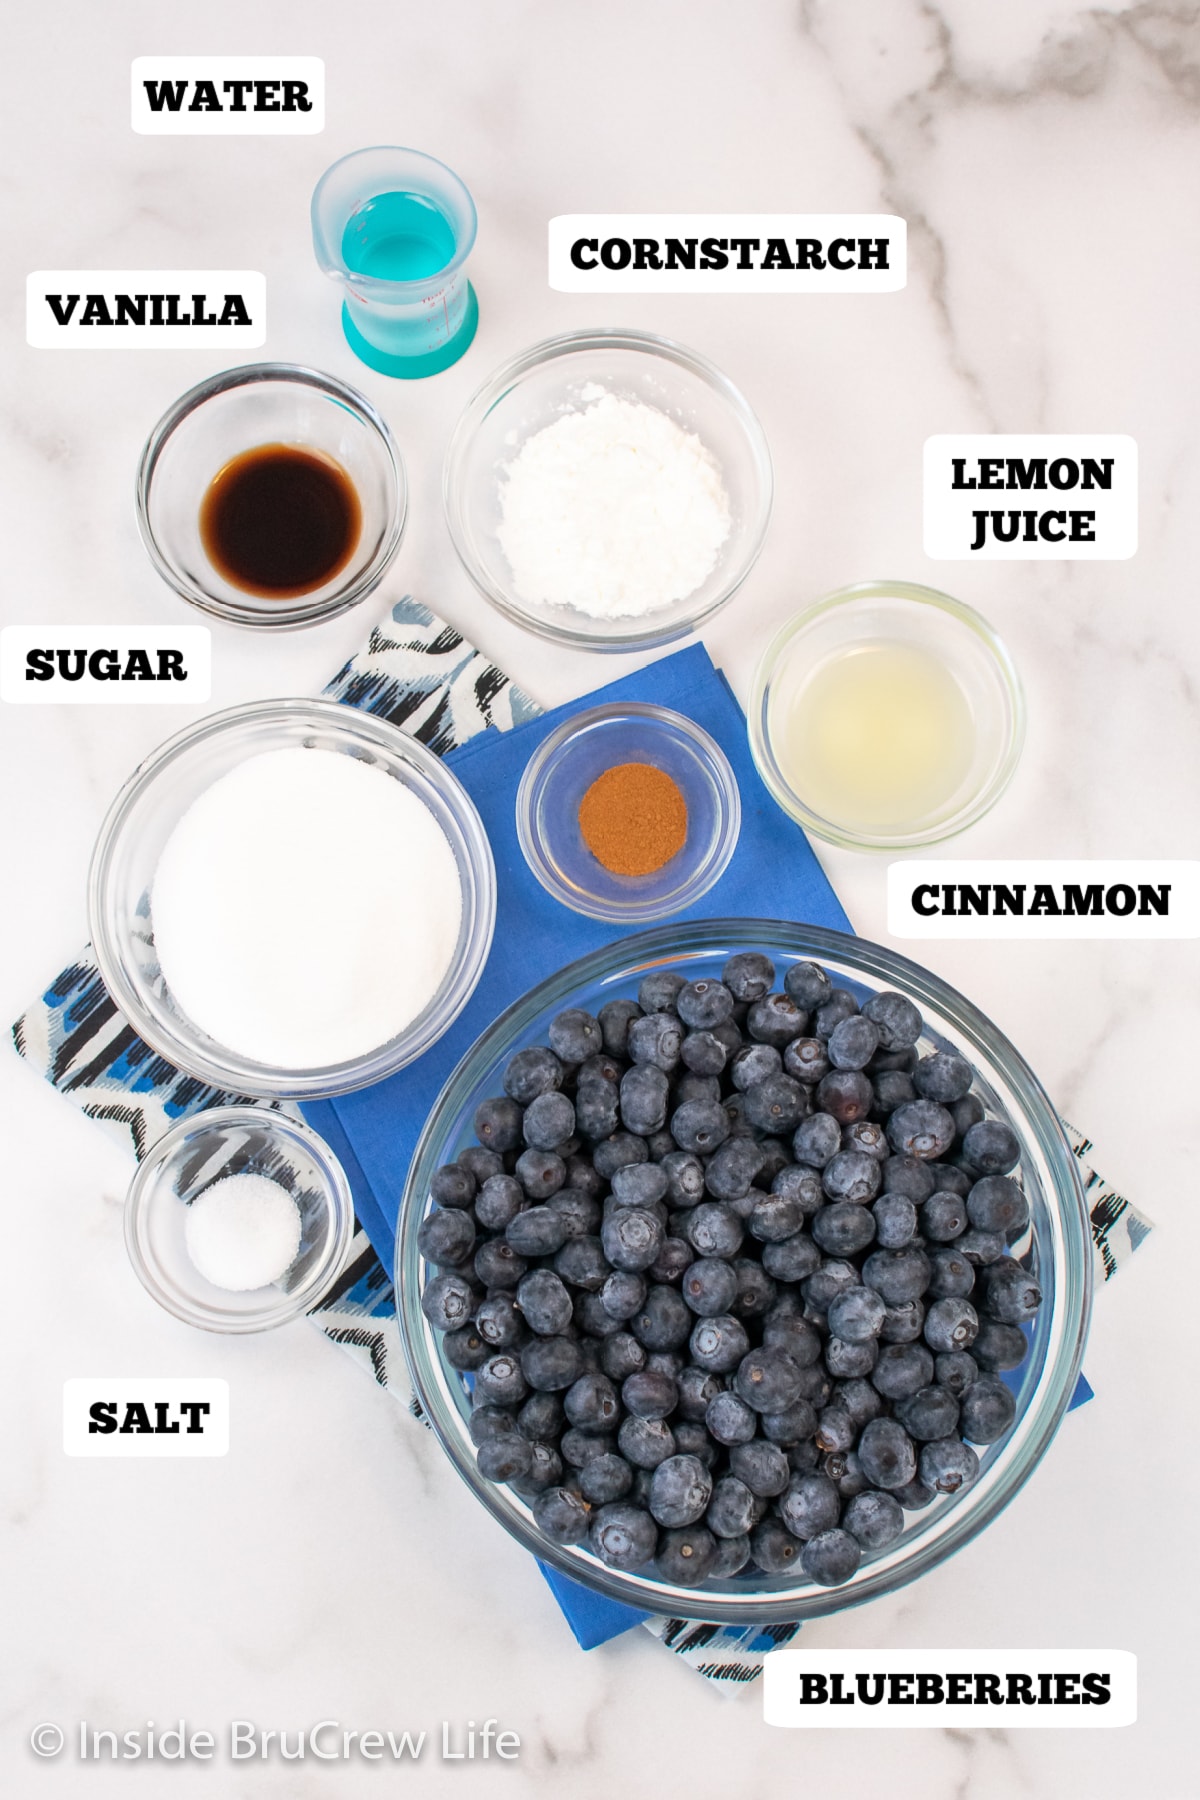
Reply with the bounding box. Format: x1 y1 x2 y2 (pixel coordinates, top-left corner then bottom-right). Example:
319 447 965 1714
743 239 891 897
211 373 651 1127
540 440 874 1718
136 363 407 629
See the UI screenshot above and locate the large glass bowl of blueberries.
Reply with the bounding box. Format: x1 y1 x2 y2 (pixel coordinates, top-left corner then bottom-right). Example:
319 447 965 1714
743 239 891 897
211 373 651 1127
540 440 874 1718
396 921 1092 1621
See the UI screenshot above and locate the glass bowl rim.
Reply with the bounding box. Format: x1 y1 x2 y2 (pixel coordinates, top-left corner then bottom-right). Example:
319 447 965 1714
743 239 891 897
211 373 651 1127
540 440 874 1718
134 360 408 630
87 696 497 1099
124 1104 356 1332
442 327 774 652
514 701 742 922
747 580 1027 851
396 917 1092 1623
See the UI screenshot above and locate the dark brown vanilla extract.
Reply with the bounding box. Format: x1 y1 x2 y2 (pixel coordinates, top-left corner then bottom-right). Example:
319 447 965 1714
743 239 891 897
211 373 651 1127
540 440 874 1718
199 443 362 597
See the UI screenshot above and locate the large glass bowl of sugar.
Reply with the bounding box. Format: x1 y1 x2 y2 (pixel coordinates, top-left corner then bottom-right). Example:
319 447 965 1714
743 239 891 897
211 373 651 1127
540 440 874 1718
88 699 496 1099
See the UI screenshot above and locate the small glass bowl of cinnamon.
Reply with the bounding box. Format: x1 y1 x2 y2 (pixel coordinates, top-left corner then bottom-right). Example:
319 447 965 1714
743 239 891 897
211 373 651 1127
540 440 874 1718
515 703 741 922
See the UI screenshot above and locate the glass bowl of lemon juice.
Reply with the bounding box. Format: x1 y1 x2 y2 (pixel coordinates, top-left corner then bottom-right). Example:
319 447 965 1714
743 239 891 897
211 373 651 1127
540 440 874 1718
748 582 1025 851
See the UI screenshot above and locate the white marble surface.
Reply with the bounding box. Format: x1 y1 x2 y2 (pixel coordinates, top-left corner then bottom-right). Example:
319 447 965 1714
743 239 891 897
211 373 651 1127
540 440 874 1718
2 1 1197 1795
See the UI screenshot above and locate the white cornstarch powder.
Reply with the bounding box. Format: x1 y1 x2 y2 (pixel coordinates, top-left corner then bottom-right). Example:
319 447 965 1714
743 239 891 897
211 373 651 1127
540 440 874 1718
185 1172 303 1291
152 747 463 1068
496 390 731 618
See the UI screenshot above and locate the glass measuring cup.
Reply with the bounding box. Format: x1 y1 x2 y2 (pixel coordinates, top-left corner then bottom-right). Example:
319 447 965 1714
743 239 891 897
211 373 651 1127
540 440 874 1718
312 146 479 378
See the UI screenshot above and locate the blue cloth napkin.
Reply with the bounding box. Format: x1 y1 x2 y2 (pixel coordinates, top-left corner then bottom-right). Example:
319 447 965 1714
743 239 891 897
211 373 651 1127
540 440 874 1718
304 642 850 1273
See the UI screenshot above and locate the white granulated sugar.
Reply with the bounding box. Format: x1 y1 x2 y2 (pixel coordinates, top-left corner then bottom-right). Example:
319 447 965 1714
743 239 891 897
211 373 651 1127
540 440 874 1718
496 391 731 618
184 1171 303 1291
152 747 463 1068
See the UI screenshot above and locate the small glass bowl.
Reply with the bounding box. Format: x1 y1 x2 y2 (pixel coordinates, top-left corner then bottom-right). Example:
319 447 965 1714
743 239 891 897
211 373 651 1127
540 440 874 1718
125 1107 355 1333
443 329 773 651
515 703 741 922
748 582 1026 851
88 698 496 1099
136 363 407 629
396 921 1092 1622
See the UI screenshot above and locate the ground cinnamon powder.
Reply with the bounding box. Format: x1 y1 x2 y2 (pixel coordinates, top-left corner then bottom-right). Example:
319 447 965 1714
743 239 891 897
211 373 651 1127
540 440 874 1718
578 762 688 877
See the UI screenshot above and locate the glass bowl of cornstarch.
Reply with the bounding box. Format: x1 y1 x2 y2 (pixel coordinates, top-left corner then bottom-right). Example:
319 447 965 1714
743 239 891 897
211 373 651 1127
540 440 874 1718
444 329 773 650
89 699 496 1099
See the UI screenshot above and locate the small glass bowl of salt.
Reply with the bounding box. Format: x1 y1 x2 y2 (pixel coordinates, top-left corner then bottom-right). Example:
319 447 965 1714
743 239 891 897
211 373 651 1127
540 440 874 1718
124 1108 355 1332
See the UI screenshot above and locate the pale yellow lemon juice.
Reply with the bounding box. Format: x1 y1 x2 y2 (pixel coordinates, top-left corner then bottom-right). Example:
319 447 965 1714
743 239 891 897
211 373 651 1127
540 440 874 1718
769 639 975 836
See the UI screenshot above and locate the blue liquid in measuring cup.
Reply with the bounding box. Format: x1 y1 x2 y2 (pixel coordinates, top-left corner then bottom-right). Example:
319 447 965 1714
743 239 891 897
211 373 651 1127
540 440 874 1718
341 190 457 281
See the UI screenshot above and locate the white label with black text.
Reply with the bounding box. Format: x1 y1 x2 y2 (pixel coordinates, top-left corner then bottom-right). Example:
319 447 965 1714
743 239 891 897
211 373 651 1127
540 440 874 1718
924 434 1137 559
1 626 211 704
549 214 906 292
26 271 265 348
132 57 324 133
888 860 1200 939
63 1380 229 1458
764 1649 1136 1728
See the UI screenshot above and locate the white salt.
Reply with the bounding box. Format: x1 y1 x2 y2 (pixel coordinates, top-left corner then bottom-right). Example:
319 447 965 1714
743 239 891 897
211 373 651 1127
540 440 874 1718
496 390 731 618
151 747 463 1068
185 1172 303 1291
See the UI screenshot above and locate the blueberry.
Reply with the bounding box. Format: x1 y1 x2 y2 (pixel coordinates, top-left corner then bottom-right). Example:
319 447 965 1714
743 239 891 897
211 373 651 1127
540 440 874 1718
912 1051 973 1104
477 1435 534 1483
814 1406 855 1453
574 1081 620 1141
756 1138 793 1185
747 992 807 1047
574 1292 623 1339
857 1417 918 1490
932 1163 971 1196
830 1377 883 1430
760 1311 823 1370
474 1173 525 1230
443 1325 488 1370
674 1365 725 1421
589 1503 658 1570
503 1045 565 1106
616 1064 667 1136
748 1190 804 1244
600 1269 646 1322
533 1487 591 1545
843 1119 890 1160
592 1133 649 1181
655 1526 718 1585
827 1285 887 1343
951 1093 987 1137
870 1342 935 1400
468 1404 519 1449
648 1453 713 1528
872 1070 917 1114
649 1236 693 1285
742 1074 808 1135
921 1192 968 1242
783 1037 830 1084
621 1368 678 1420
814 990 859 1039
511 1441 565 1496
730 1257 778 1318
684 1201 745 1258
862 990 923 1051
563 1372 620 1431
513 1148 566 1201
637 970 686 1014
704 1389 757 1446
689 1313 751 1373
456 1146 503 1187
677 979 735 1031
873 1194 918 1249
979 1258 1042 1324
624 1284 689 1352
967 1176 1030 1237
580 1453 635 1505
971 1320 1029 1371
784 961 833 1011
600 1206 665 1274
520 1335 585 1392
878 1298 925 1344
811 1202 876 1257
801 1259 860 1311
549 1187 601 1239
681 1030 729 1076
699 1475 754 1540
421 1273 477 1332
727 1440 789 1498
801 1527 861 1586
721 1091 753 1138
733 1346 804 1413
815 1069 874 1125
670 1099 730 1155
563 1154 605 1199
959 1372 1017 1442
896 1383 961 1441
962 1119 1022 1175
600 1331 647 1382
918 1437 979 1495
518 1391 566 1442
475 1352 529 1407
750 1517 802 1573
473 1095 524 1152
553 1235 610 1291
881 1155 936 1203
778 1472 840 1540
708 1143 768 1209
617 1415 676 1469
887 1100 956 1160
548 1009 604 1064
821 1150 882 1204
476 1292 524 1348
628 1011 683 1074
430 1163 477 1209
675 1073 722 1109
722 952 776 1002
842 1489 905 1552
661 1151 706 1207
862 1246 932 1305
827 1015 881 1071
673 1420 718 1467
892 1477 936 1510
517 1269 574 1336
956 1228 1006 1267
710 1534 753 1579
681 1258 739 1317
561 1427 615 1467
418 1207 476 1267
927 1247 975 1299
823 1336 878 1378
934 1350 979 1396
598 998 643 1058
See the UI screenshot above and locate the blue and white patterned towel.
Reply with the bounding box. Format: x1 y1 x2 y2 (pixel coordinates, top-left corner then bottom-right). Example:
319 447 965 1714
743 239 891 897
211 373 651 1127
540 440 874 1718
11 595 1151 1685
